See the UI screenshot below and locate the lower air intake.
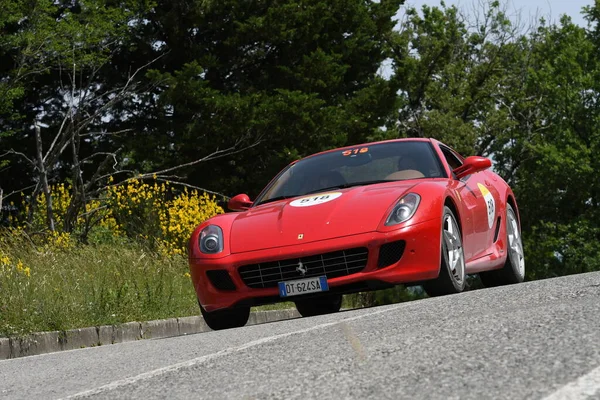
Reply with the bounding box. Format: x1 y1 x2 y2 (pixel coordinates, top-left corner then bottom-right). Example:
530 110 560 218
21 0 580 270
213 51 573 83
377 240 406 268
206 270 236 291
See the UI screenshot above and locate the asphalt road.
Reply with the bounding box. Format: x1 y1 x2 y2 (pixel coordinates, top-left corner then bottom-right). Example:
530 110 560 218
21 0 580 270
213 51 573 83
1 272 600 400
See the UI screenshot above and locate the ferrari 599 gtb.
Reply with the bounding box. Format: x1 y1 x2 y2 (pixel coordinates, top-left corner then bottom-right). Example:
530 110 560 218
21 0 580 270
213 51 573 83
188 138 525 330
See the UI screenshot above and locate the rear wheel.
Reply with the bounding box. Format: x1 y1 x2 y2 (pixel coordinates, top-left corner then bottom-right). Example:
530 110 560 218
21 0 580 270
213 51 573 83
480 204 525 287
200 304 250 330
423 206 466 297
295 294 342 317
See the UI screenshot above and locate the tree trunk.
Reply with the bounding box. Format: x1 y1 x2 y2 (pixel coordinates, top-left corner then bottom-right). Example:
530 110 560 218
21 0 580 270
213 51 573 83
64 129 85 234
35 124 55 232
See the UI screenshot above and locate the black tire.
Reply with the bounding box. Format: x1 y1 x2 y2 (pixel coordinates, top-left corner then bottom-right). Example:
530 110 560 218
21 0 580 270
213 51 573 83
423 206 466 297
294 294 343 317
480 204 525 287
200 304 250 330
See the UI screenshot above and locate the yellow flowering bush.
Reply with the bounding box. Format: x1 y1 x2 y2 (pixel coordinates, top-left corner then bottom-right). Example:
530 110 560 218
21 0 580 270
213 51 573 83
0 249 31 279
0 250 10 269
85 198 121 236
105 178 165 245
25 183 72 230
158 189 224 255
9 178 223 256
44 230 75 251
106 178 224 255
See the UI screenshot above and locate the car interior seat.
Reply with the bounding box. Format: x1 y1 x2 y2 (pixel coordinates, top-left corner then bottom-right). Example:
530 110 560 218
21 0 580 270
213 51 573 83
385 155 426 180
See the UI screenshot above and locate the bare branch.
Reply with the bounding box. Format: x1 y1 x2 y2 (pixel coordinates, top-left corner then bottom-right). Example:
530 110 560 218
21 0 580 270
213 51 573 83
1 149 37 167
0 184 38 202
84 149 123 193
137 135 263 178
77 203 109 220
94 170 137 188
43 113 70 163
81 152 120 163
80 128 133 138
72 53 167 134
154 178 230 199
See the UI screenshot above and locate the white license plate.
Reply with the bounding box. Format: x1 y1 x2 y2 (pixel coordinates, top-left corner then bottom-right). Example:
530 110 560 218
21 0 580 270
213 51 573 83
278 276 329 297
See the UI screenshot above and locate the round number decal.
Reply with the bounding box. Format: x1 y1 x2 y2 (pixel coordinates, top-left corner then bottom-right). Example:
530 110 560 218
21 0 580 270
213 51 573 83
477 183 495 229
289 192 342 207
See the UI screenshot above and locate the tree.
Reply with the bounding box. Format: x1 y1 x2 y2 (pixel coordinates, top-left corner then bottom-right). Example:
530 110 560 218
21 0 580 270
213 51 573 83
0 0 256 235
383 1 528 156
114 0 403 197
508 14 600 278
0 0 144 232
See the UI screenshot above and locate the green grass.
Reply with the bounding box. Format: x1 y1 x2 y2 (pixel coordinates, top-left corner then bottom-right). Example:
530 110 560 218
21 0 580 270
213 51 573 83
0 238 201 337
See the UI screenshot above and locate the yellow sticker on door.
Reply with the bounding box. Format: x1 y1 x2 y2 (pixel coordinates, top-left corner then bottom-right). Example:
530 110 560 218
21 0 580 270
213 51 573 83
477 183 495 229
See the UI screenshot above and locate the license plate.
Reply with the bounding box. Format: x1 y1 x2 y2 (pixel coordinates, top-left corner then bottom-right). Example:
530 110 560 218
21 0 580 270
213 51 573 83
278 276 329 297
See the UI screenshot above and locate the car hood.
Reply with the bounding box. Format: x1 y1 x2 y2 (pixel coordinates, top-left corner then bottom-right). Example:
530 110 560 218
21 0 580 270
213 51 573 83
229 181 420 253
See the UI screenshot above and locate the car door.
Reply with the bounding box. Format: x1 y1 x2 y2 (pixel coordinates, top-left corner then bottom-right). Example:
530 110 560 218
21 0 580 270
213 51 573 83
476 170 501 252
438 146 491 261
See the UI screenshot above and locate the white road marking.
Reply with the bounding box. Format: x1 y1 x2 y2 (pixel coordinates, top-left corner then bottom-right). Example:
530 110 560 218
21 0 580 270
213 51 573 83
542 364 600 400
62 303 407 399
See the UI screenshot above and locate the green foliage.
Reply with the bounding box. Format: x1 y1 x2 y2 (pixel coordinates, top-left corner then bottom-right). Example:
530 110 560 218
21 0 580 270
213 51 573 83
384 1 523 156
0 235 197 337
0 0 133 117
504 16 600 278
123 0 402 196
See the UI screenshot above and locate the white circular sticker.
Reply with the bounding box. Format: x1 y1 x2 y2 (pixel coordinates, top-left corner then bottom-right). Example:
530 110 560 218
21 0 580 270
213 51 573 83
290 192 342 207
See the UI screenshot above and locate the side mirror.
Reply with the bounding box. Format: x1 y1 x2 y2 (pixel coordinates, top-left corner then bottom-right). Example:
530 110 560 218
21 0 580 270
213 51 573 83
453 156 492 179
228 194 253 211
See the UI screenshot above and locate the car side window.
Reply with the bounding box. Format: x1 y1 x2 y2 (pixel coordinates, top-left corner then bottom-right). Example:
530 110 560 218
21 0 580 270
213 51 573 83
440 146 463 171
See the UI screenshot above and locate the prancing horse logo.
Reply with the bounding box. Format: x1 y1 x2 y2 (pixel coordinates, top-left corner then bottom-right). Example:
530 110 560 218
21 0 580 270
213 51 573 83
296 261 307 276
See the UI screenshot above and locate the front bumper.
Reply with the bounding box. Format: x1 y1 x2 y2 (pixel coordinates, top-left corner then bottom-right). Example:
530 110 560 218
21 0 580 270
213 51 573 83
190 218 441 312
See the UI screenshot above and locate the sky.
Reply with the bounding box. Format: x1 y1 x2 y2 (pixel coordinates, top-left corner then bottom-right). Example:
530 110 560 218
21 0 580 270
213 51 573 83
399 0 593 27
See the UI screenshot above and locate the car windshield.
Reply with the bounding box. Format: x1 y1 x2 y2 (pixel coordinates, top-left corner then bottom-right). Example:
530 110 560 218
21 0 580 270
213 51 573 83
254 141 444 206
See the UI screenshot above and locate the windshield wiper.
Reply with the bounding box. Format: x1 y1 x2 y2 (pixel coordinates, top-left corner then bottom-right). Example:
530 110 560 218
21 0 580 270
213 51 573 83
255 195 299 206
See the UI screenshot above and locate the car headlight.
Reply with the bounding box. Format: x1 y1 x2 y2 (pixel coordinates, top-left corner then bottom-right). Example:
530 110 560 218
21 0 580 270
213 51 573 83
385 193 421 226
199 225 224 254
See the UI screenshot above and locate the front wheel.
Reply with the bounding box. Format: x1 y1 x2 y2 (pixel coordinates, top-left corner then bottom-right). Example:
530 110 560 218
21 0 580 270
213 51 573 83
295 294 342 317
200 304 250 330
423 206 466 297
480 204 525 287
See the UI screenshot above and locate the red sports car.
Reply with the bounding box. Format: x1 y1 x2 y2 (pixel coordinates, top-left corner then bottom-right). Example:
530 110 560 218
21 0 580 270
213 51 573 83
188 138 525 330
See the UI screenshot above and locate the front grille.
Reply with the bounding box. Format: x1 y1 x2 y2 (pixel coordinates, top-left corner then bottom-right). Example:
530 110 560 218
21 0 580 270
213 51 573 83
377 240 405 268
206 270 236 291
238 247 369 289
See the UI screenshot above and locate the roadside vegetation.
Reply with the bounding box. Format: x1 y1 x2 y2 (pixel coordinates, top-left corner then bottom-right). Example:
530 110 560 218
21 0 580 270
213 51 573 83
2 0 600 336
0 237 196 337
0 180 223 336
